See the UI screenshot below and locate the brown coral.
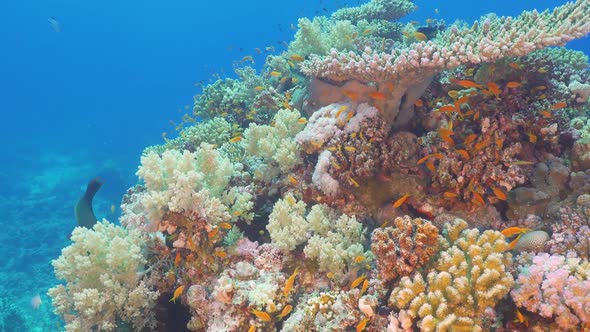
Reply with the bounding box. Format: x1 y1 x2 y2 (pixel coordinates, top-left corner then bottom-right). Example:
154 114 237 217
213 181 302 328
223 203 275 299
371 216 439 283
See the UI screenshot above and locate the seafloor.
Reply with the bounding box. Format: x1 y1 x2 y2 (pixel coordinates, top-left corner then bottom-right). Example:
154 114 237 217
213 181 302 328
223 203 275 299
38 0 590 331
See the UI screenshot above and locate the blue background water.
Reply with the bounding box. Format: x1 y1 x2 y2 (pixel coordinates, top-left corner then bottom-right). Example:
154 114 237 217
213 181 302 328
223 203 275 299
0 0 587 330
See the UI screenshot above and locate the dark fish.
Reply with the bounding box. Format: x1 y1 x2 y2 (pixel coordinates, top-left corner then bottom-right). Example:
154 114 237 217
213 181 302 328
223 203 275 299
74 177 103 228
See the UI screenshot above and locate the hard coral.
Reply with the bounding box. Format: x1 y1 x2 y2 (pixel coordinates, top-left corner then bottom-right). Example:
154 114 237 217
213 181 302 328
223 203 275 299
389 219 513 332
371 216 438 283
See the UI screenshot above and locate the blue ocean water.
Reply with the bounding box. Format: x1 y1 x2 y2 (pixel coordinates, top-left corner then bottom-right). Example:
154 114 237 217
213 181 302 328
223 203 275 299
0 0 587 330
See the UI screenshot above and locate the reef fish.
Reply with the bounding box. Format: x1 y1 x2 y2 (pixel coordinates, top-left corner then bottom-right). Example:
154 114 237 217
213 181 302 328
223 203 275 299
75 177 103 228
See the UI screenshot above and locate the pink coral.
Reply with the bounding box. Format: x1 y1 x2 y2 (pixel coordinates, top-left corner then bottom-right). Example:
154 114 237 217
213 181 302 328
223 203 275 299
511 253 590 330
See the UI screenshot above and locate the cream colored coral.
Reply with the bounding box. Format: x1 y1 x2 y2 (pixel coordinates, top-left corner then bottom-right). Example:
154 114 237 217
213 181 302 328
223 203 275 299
137 144 233 225
241 108 305 174
48 220 159 332
389 219 514 332
266 193 309 251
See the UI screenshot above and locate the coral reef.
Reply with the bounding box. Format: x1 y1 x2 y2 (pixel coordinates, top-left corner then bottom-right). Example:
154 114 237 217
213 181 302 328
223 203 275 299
47 0 590 331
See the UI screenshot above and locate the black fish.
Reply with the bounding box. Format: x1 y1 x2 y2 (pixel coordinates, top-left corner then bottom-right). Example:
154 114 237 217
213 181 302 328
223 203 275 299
74 177 103 228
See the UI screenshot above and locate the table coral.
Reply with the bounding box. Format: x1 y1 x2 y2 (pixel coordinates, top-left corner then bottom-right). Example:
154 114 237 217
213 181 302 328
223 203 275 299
389 219 513 332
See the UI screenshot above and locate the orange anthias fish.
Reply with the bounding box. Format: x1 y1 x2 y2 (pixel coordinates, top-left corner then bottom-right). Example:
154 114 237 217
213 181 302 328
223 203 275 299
343 90 359 102
174 252 182 267
506 81 522 88
487 82 501 97
283 268 299 297
501 226 532 250
351 274 366 289
277 304 293 320
437 104 457 113
455 80 483 89
290 54 304 62
414 32 428 41
270 71 281 77
392 194 411 208
551 101 567 110
170 285 185 303
251 308 272 322
368 91 386 100
360 279 369 296
491 185 507 200
356 317 370 332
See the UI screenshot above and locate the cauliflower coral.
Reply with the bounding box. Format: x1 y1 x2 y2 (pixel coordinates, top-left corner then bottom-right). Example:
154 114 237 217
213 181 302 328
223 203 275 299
47 220 159 332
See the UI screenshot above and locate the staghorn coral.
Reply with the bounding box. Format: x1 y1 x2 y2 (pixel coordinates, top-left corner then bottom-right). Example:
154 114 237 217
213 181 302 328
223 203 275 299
48 220 159 332
389 219 513 332
511 253 590 330
371 216 439 283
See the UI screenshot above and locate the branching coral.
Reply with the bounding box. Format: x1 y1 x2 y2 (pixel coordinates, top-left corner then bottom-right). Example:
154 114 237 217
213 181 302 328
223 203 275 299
331 0 415 23
371 216 439 283
389 219 513 332
511 253 590 330
48 220 159 332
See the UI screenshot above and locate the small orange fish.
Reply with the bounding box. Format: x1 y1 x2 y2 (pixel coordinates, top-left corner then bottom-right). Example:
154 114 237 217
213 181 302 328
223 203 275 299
509 62 523 70
487 82 501 97
290 54 304 62
501 226 531 237
354 255 365 263
471 192 485 206
251 308 272 322
233 210 242 217
248 325 256 332
456 149 469 159
437 104 457 113
343 90 359 102
368 92 386 100
288 175 298 185
278 304 293 319
527 132 537 143
174 252 181 267
455 95 469 105
344 146 356 152
438 128 454 137
351 274 366 289
360 279 369 296
464 133 478 146
456 80 483 89
537 67 548 73
335 105 348 118
414 99 424 107
349 177 360 188
425 159 436 172
298 117 308 124
254 86 264 91
186 237 196 251
270 71 281 77
512 160 534 165
356 317 370 332
539 110 552 118
214 249 227 258
219 222 232 230
208 227 219 239
531 85 547 92
551 102 567 110
330 160 341 170
440 134 455 146
443 191 458 198
491 186 507 200
345 111 355 122
414 32 427 41
513 308 529 327
495 138 504 149
283 268 299 297
230 136 242 143
473 111 480 121
506 81 521 88
170 285 185 303
392 194 410 208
